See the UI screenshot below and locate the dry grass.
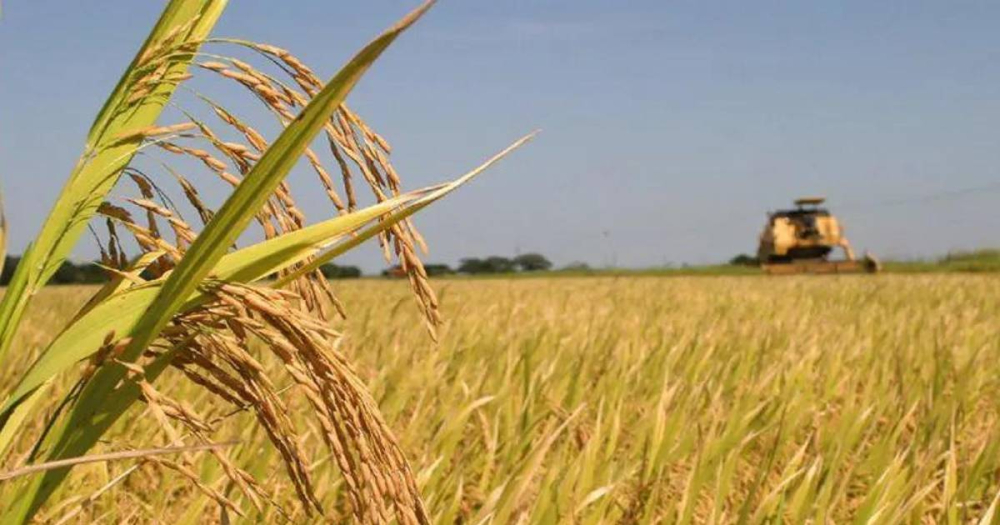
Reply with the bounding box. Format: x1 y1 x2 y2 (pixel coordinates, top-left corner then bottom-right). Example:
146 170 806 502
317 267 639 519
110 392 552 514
2 274 999 523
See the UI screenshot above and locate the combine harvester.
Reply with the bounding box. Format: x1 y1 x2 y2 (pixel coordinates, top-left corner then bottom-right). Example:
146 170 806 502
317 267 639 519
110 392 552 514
757 197 880 274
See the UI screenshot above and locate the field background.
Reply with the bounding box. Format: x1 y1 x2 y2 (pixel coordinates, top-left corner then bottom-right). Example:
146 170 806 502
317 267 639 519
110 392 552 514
2 275 999 523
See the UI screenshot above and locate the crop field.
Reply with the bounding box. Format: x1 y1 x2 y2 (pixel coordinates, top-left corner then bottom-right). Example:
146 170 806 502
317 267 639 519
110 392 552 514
2 274 998 523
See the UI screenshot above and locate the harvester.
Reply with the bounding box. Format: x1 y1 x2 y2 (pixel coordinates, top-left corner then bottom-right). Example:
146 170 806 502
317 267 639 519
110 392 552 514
757 197 879 274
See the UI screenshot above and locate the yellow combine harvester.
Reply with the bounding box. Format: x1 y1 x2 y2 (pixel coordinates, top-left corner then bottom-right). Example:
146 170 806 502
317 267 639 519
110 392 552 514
757 197 880 274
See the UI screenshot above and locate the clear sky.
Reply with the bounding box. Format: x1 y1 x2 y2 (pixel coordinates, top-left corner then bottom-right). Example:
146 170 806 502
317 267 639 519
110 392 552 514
1 1 998 272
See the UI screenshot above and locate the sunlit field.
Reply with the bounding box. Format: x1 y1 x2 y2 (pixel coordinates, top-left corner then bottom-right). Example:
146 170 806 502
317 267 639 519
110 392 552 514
1 274 998 523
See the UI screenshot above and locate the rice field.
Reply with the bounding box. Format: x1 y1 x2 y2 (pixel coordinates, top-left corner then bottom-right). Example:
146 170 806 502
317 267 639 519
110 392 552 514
2 274 998 523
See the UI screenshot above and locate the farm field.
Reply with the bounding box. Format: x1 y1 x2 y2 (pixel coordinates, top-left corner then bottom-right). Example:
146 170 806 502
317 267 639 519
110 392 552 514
2 274 999 523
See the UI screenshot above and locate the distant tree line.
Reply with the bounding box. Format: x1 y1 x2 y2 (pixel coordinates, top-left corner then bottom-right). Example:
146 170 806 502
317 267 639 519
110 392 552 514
380 263 454 277
0 252 563 285
317 253 558 279
318 263 361 279
458 253 553 274
729 253 760 266
1 256 109 286
0 256 365 285
381 253 555 277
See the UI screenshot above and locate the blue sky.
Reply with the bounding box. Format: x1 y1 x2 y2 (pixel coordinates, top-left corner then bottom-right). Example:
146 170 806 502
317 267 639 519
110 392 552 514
1 1 998 271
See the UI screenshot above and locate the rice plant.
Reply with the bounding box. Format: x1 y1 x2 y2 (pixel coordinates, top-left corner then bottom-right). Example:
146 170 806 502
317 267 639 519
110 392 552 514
3 275 1000 522
0 1 534 522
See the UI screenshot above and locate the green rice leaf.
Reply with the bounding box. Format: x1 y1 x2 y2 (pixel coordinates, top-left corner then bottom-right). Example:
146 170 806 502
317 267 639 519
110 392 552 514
0 0 228 367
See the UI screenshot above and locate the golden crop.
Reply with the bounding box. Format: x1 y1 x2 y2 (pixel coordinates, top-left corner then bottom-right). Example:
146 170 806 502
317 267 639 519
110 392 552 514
3 275 998 523
0 1 996 522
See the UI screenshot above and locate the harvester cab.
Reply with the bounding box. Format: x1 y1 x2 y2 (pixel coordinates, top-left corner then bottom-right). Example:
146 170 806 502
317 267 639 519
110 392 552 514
758 197 879 274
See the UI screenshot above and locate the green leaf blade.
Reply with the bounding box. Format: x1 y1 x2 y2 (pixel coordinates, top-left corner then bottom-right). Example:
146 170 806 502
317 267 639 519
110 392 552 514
0 0 228 367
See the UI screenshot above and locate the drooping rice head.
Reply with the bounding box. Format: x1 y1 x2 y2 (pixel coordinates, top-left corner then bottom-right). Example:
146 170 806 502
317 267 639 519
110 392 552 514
83 41 439 522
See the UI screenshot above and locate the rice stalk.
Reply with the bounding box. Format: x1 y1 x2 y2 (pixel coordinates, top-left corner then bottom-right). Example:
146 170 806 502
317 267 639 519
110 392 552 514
0 441 237 482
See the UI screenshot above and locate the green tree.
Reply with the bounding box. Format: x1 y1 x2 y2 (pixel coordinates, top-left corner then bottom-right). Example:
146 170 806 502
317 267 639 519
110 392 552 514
514 253 552 272
729 253 759 266
458 258 488 274
318 263 362 279
424 263 453 276
484 256 515 273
